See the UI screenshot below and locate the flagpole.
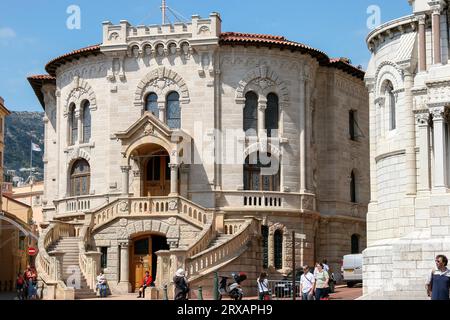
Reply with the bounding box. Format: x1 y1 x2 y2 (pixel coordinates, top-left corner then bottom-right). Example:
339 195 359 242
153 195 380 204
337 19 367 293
30 140 33 183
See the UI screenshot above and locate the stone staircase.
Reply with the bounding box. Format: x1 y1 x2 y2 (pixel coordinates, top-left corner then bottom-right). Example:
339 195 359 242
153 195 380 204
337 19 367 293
48 237 97 300
206 233 233 248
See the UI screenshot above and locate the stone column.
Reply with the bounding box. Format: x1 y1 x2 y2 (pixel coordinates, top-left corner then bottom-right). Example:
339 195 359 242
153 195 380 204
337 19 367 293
418 14 427 72
117 240 131 293
258 99 267 138
121 166 131 196
368 83 378 202
431 107 447 189
169 163 179 196
431 6 442 65
158 101 165 123
403 71 417 195
299 76 306 192
416 112 431 191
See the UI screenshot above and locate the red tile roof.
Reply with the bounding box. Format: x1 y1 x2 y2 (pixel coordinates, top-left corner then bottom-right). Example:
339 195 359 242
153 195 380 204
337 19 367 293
34 32 364 109
27 74 56 109
45 44 101 76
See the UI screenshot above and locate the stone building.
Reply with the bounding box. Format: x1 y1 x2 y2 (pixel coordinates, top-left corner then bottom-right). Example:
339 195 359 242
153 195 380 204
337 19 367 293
28 13 368 299
9 181 45 232
364 0 450 299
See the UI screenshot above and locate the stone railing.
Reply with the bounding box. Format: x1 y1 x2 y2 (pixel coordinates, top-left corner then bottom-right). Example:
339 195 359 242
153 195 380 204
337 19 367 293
224 219 247 235
185 223 216 258
54 195 109 216
36 221 76 299
186 218 259 278
217 191 316 212
78 217 101 291
90 196 213 232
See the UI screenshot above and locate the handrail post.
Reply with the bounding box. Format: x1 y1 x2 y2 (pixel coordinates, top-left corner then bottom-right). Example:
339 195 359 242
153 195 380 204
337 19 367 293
198 286 203 300
163 285 168 300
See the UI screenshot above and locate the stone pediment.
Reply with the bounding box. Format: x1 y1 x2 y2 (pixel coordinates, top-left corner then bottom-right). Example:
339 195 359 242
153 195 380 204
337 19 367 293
115 112 173 143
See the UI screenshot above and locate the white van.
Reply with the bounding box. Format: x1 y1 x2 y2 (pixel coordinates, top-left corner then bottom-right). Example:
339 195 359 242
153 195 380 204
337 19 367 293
342 254 363 287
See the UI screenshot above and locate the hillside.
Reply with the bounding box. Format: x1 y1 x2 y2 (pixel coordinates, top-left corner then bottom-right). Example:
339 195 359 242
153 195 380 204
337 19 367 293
4 111 44 181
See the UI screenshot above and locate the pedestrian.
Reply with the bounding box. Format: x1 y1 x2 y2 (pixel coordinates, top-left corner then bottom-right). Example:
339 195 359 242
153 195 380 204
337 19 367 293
16 273 25 300
27 266 37 300
137 271 153 298
426 255 450 300
322 259 330 273
23 265 33 300
173 268 189 300
300 265 315 300
257 272 271 300
313 263 329 300
96 271 108 298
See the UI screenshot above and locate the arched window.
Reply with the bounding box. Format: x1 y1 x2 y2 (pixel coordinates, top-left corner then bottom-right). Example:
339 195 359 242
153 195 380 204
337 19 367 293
262 225 269 269
244 152 280 191
166 91 180 129
82 101 91 143
351 234 360 254
265 93 279 137
386 82 396 131
350 170 357 203
70 159 90 196
145 93 159 116
244 91 258 135
69 103 77 145
274 230 283 270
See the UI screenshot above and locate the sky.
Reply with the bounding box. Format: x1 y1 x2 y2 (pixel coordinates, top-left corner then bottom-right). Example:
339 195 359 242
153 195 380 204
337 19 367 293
0 0 412 112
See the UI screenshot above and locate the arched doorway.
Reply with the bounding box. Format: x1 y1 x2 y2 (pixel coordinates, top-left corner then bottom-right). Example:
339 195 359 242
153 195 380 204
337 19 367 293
144 149 171 197
132 144 178 197
129 233 170 292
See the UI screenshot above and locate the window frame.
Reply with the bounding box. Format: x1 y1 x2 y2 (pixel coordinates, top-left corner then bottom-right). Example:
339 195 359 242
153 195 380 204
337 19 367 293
166 91 181 129
145 92 159 117
82 101 91 144
244 91 258 135
70 159 91 197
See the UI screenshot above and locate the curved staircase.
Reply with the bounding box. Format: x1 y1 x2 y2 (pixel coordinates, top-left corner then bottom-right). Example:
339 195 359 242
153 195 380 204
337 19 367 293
47 237 97 299
36 195 261 299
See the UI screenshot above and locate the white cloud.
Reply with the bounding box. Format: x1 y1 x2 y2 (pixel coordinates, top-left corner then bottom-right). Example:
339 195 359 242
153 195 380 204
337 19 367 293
0 27 16 39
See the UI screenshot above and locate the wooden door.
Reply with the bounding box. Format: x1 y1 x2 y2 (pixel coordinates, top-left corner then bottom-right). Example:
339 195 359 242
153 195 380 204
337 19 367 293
144 155 170 197
131 237 153 292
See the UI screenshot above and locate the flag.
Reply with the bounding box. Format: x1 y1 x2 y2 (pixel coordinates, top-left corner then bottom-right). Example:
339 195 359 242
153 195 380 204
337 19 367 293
31 142 41 152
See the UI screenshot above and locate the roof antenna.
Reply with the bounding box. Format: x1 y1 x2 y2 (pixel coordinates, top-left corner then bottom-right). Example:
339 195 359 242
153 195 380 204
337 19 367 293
161 0 167 24
160 0 188 24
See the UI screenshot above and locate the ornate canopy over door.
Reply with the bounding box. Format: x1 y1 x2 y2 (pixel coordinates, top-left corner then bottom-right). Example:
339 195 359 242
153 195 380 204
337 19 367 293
114 112 189 197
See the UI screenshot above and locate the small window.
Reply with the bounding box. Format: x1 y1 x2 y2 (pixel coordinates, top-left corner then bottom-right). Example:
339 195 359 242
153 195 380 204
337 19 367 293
82 101 91 143
274 230 283 270
244 92 258 135
69 104 77 145
349 110 357 140
350 171 357 203
100 247 108 269
146 93 159 116
262 225 269 269
265 93 279 137
351 234 360 254
386 82 396 131
166 92 180 129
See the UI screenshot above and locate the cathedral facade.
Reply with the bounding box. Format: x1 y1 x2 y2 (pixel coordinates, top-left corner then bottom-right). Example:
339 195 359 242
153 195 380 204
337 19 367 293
364 0 450 299
29 13 368 299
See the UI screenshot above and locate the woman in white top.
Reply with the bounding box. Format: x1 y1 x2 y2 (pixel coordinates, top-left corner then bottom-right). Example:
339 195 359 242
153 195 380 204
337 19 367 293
300 265 315 300
257 272 270 300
